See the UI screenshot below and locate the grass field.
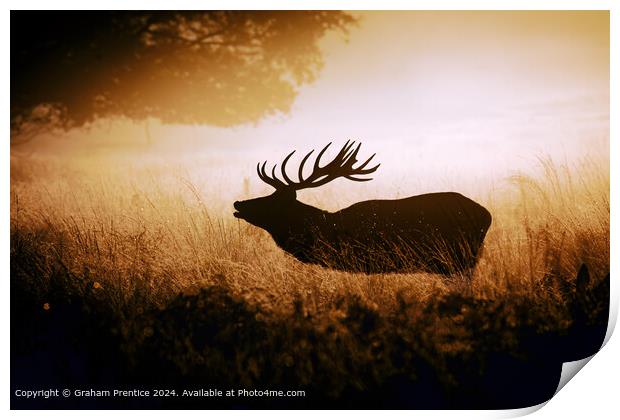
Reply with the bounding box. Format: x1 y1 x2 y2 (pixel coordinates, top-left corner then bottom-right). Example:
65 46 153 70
10 150 610 409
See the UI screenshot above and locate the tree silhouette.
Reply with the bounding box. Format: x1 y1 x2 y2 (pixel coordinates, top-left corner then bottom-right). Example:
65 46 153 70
10 11 355 138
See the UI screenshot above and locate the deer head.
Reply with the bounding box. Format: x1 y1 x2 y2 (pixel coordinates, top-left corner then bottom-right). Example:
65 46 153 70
233 141 380 231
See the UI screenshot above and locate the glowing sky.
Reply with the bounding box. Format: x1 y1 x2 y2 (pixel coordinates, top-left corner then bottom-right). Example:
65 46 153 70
24 11 609 193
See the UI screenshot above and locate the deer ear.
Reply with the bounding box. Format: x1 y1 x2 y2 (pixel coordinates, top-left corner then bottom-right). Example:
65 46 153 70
275 188 296 200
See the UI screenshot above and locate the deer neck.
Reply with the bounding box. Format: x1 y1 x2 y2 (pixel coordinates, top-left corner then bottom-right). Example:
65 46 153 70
269 200 331 245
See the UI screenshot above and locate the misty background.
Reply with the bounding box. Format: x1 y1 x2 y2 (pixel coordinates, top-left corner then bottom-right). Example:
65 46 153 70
11 11 609 209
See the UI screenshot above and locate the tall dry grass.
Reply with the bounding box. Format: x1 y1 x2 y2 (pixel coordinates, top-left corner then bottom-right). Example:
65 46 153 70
10 151 610 408
10 152 609 318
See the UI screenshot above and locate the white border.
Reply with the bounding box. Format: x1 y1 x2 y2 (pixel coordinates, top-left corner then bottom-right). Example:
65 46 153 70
3 1 617 419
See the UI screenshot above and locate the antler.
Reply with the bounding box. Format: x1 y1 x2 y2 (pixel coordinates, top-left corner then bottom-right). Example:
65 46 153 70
256 140 380 191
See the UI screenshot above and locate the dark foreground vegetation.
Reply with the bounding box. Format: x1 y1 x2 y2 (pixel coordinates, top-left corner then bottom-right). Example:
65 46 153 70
11 226 609 410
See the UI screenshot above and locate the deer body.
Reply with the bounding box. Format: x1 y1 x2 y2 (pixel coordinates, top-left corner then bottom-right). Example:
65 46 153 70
233 141 492 275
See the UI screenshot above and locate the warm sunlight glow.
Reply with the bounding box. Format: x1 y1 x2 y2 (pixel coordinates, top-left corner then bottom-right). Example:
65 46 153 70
14 11 609 207
10 11 611 409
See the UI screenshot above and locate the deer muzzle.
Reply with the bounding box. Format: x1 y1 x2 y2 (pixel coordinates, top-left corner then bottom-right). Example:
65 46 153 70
233 201 243 219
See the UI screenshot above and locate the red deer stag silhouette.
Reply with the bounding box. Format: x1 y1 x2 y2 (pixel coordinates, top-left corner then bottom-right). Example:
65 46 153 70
233 141 492 274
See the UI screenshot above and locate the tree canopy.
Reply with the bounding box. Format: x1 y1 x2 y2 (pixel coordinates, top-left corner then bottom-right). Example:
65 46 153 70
10 11 355 137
